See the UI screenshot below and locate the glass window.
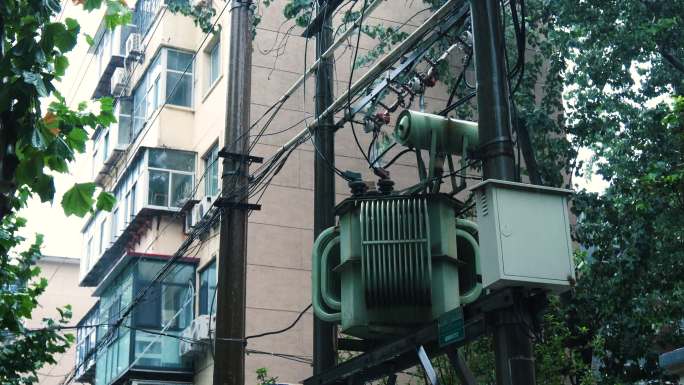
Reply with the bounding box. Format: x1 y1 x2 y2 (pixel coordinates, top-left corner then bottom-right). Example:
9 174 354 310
103 131 110 158
198 260 217 315
170 173 193 207
98 220 106 254
166 49 193 107
148 170 169 207
129 183 137 219
118 98 132 143
204 144 219 197
148 148 195 172
111 208 118 241
208 41 220 88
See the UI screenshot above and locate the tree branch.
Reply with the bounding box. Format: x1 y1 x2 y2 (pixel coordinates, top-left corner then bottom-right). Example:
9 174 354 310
660 48 684 75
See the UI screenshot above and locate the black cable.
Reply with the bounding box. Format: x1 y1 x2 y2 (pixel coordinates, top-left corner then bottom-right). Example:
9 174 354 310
383 148 415 169
246 303 312 340
347 0 373 167
439 90 477 116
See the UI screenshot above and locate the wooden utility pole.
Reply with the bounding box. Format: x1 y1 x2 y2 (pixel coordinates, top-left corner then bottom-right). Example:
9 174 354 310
312 0 338 375
214 1 253 385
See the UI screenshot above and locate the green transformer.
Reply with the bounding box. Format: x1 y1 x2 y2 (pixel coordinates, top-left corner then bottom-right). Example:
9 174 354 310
312 193 482 339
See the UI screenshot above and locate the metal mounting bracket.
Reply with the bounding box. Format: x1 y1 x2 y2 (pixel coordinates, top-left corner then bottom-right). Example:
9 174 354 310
213 197 261 211
217 148 263 164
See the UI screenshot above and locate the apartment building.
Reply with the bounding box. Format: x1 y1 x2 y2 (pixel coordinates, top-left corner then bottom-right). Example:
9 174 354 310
66 1 460 385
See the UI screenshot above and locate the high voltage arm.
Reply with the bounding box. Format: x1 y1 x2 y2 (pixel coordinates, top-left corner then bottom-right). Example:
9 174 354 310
282 0 467 151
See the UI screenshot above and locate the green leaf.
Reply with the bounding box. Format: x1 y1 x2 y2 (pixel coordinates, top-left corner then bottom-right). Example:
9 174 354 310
54 55 68 77
61 182 96 217
64 127 88 153
83 0 104 12
95 191 116 212
22 71 48 97
85 33 95 47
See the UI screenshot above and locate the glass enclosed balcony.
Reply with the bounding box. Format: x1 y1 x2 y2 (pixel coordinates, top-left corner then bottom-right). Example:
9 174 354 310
75 302 100 383
81 147 196 286
91 23 136 99
93 99 133 186
88 257 195 385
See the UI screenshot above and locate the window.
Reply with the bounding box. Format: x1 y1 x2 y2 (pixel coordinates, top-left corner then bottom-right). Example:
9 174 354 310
198 259 217 315
131 54 162 138
147 149 195 208
111 208 119 241
207 40 220 89
203 144 219 197
130 49 194 141
129 183 137 219
166 50 193 107
117 98 132 143
98 219 106 255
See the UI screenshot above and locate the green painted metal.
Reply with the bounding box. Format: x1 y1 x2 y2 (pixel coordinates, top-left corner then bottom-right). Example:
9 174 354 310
395 110 479 154
438 307 465 347
312 194 483 339
312 226 342 322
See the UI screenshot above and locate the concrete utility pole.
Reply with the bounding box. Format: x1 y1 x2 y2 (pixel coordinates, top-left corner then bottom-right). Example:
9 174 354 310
214 1 253 385
312 0 338 375
470 1 536 385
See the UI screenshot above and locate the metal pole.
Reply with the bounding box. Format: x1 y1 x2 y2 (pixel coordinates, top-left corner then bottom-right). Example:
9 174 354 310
313 0 338 375
470 0 516 181
469 1 535 385
214 1 252 385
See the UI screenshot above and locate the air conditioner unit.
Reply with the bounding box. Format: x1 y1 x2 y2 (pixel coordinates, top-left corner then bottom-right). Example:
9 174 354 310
110 68 128 96
188 203 202 229
198 195 215 219
125 33 142 58
179 319 204 358
190 0 209 6
192 314 211 341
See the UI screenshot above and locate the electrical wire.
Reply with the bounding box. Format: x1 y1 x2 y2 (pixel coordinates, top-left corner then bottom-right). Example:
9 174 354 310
346 0 373 167
245 303 312 340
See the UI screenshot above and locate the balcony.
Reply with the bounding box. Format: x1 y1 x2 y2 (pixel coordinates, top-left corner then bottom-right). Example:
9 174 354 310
74 302 100 383
93 99 133 186
81 147 196 286
91 23 136 99
84 256 195 385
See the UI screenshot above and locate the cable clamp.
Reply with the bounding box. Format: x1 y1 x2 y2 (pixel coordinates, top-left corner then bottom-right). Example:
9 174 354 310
214 197 261 211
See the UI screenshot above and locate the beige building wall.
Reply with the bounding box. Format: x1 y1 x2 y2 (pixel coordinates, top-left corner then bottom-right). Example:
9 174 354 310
63 1 482 385
28 256 95 385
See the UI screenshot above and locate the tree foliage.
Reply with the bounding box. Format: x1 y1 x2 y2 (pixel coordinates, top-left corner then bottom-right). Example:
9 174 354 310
0 0 212 382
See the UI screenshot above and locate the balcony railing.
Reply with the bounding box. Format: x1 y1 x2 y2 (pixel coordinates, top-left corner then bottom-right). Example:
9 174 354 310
81 147 196 286
91 23 136 99
93 99 133 185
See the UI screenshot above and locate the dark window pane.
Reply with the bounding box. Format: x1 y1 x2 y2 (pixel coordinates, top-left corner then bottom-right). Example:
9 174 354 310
167 50 193 72
135 283 161 328
148 170 169 206
170 173 192 207
166 72 192 107
148 148 195 172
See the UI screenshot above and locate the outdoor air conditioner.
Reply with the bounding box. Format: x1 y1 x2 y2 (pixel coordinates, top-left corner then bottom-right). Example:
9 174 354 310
199 196 215 218
110 68 128 96
179 321 197 357
125 33 142 58
192 314 212 341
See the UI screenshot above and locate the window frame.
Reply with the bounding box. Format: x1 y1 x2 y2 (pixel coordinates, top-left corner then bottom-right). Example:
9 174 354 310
207 39 220 90
197 258 217 316
202 142 219 198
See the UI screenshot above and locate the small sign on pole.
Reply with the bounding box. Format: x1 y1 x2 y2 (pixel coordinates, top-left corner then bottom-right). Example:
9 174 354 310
438 308 465 348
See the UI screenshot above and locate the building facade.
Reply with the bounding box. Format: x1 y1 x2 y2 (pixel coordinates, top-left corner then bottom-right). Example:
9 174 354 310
66 1 458 385
28 256 95 385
